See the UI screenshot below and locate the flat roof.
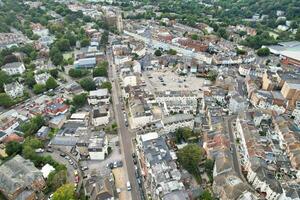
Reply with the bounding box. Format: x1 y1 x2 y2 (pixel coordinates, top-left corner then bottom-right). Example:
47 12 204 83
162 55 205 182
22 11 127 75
140 132 158 142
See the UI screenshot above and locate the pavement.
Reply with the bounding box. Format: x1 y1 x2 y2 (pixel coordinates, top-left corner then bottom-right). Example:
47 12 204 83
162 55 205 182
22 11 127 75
113 168 131 200
108 48 141 200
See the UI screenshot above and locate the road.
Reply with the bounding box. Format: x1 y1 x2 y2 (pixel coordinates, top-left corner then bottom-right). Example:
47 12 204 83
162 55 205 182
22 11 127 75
124 30 212 64
224 115 256 193
107 47 141 200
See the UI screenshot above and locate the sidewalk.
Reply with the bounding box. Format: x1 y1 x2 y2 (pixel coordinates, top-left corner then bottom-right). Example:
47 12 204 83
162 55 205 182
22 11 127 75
113 167 132 200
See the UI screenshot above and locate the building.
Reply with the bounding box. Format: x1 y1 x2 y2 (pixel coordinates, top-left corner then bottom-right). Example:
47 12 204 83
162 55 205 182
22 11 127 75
4 81 24 98
48 114 66 129
88 89 110 105
1 62 26 75
85 176 115 200
281 81 300 109
0 155 45 200
92 107 110 126
36 126 50 140
161 114 194 134
74 57 96 68
34 73 51 85
129 97 153 129
88 131 108 160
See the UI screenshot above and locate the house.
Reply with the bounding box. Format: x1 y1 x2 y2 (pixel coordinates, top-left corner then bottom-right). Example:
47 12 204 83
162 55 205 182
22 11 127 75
34 73 51 85
92 107 110 126
36 126 50 139
74 57 96 68
88 131 108 160
85 176 115 200
48 114 66 129
88 89 110 105
161 114 194 134
4 81 24 98
0 155 45 200
1 62 25 75
69 112 89 126
129 97 153 129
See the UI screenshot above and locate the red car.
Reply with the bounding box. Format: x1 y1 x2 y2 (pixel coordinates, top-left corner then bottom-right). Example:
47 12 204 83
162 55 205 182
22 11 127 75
75 175 79 183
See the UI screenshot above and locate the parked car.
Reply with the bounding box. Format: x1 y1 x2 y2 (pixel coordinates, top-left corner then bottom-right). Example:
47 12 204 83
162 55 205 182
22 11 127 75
59 153 66 157
127 181 131 191
117 160 123 167
107 162 114 169
46 148 53 153
81 166 88 171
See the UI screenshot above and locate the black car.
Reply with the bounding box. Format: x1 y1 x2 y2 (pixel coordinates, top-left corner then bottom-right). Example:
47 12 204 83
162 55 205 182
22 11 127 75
46 148 53 153
133 157 137 165
59 153 66 157
117 161 123 167
132 153 136 158
107 162 114 169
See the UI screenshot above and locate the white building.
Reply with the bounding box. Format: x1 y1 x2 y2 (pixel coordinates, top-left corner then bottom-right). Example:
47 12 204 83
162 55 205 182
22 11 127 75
92 108 110 126
1 62 26 75
88 89 110 105
35 73 51 85
129 97 153 129
88 132 108 160
122 74 137 87
4 82 24 98
161 114 194 134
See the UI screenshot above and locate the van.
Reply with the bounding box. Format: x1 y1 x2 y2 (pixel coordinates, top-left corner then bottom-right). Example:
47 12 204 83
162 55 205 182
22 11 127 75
126 181 131 191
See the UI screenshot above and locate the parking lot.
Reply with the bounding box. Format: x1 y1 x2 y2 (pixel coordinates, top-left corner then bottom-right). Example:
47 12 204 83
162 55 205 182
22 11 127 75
143 70 206 92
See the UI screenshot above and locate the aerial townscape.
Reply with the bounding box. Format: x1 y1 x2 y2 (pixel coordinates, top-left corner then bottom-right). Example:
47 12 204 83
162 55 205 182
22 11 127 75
0 0 300 200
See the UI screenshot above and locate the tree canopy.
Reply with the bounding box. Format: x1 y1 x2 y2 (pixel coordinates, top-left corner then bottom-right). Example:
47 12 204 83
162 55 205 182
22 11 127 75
79 77 96 91
46 77 59 90
53 184 75 200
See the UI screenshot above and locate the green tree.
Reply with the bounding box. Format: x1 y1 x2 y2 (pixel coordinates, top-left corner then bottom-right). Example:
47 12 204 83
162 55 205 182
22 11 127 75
191 34 199 40
72 93 87 108
33 84 46 94
177 144 203 176
175 127 193 143
50 47 63 66
217 28 228 39
5 141 23 156
56 39 71 52
100 82 112 92
0 71 12 92
93 66 108 77
198 190 213 200
79 77 96 91
47 170 67 192
46 77 58 90
50 69 59 79
168 49 177 55
80 38 90 47
53 184 75 200
296 28 300 41
207 70 218 82
68 68 88 78
0 93 14 108
24 71 36 88
154 49 162 56
257 47 270 57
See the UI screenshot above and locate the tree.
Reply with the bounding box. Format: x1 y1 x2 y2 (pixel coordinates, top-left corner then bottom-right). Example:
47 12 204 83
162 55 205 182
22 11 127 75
191 34 199 40
53 184 75 200
5 141 23 156
168 49 177 55
24 71 36 88
55 39 71 52
100 82 112 92
177 144 203 176
217 28 228 39
50 47 63 66
296 28 300 41
21 115 45 137
207 70 218 82
50 69 59 79
0 93 14 108
198 190 213 200
80 38 90 47
154 49 162 56
72 93 87 108
79 78 96 91
68 68 88 78
46 77 58 90
257 47 270 57
93 67 108 77
47 170 67 192
33 84 46 94
0 71 12 92
175 127 194 143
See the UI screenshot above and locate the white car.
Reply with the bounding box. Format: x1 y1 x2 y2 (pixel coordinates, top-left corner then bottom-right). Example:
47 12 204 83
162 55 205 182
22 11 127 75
126 181 131 191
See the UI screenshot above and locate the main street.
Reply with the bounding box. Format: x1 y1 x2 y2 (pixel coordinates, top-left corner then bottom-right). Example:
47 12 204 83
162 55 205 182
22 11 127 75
224 115 256 193
107 47 141 200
